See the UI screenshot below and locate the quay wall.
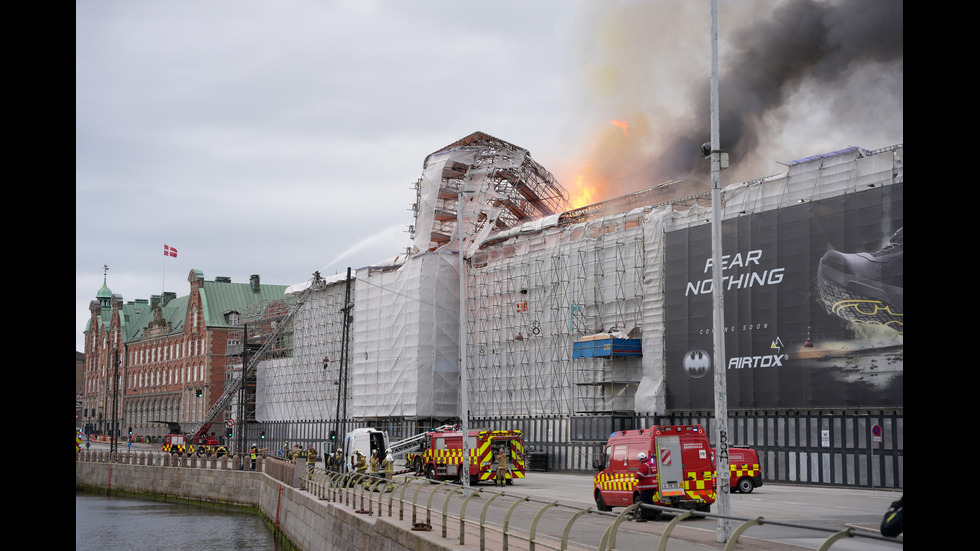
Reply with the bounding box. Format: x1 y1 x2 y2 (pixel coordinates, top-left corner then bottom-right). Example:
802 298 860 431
75 451 462 551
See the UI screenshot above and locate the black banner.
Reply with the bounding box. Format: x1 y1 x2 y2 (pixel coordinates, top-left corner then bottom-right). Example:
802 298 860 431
664 184 903 410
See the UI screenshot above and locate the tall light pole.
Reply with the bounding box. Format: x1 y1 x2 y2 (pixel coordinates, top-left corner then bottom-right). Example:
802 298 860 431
458 179 477 489
709 0 732 542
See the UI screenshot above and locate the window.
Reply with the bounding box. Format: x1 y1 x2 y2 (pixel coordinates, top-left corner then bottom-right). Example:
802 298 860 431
612 444 628 467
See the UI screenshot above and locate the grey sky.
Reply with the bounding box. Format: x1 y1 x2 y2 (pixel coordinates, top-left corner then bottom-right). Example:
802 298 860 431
76 0 902 352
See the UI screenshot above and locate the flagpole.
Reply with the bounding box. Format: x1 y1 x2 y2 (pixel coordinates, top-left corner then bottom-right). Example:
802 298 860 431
162 244 166 297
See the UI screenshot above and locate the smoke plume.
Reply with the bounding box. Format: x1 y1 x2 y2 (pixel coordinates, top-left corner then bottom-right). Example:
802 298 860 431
565 0 903 200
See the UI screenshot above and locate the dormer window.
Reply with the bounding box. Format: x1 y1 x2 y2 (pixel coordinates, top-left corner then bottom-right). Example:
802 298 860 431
227 311 239 326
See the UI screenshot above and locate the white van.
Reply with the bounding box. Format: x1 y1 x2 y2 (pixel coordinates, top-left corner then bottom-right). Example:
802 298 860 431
342 428 389 473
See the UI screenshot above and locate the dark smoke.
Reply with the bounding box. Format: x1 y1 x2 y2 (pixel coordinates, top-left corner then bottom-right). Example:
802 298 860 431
651 0 903 185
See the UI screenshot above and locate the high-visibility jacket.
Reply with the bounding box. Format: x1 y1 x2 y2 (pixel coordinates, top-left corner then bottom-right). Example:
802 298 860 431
636 459 657 491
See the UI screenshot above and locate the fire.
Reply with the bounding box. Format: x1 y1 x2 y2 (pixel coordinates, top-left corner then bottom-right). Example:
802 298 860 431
610 119 629 136
568 165 605 210
565 120 628 209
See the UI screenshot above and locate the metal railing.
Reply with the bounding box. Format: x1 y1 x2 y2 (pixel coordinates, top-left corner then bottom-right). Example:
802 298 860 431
269 458 904 551
78 450 903 550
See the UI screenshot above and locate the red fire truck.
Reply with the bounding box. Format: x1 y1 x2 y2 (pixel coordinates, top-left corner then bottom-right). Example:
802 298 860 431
161 422 226 457
713 446 764 493
406 428 525 485
593 424 716 516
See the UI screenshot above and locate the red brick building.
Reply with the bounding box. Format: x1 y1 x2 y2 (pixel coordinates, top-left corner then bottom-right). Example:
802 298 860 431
81 269 288 441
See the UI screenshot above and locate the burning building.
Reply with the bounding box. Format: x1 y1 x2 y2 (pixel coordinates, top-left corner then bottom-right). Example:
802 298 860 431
246 132 902 427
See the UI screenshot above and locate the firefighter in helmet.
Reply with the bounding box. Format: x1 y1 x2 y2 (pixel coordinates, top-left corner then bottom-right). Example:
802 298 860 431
383 448 395 490
635 451 658 521
496 446 509 487
306 445 317 478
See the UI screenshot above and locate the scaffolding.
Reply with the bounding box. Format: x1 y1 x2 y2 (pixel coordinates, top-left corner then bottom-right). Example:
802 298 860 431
224 273 353 425
466 209 647 416
412 131 569 255
225 138 902 429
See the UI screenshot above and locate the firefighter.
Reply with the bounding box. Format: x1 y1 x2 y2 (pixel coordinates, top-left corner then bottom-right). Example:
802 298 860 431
496 446 509 487
355 449 367 474
307 445 317 477
635 452 657 522
369 449 381 485
383 448 395 490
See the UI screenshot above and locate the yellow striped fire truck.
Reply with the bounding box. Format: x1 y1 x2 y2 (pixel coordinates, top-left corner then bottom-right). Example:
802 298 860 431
713 446 763 493
406 428 525 485
160 421 227 458
592 424 716 515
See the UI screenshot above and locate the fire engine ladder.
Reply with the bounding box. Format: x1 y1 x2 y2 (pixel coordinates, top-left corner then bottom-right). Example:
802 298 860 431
190 422 213 445
193 272 327 436
387 424 458 457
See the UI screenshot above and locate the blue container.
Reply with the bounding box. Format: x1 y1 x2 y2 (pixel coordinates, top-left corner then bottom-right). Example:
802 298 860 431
572 338 642 358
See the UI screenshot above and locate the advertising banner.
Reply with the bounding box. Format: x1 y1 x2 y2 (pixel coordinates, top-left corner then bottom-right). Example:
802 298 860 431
664 184 903 409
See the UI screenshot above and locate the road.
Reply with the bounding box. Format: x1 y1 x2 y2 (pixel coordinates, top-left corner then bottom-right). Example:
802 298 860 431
474 471 902 550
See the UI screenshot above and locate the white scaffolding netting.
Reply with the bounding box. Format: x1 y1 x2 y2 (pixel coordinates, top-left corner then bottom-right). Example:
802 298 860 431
352 252 461 419
242 144 901 423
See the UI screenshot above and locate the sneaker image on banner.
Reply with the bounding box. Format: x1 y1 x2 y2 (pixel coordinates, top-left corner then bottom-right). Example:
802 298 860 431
817 228 903 335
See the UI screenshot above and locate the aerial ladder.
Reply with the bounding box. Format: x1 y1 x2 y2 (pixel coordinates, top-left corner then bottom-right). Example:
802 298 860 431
388 424 457 455
191 272 327 453
386 424 458 473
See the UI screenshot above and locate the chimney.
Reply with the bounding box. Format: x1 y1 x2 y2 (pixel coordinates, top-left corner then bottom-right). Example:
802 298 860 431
250 274 260 293
162 291 176 306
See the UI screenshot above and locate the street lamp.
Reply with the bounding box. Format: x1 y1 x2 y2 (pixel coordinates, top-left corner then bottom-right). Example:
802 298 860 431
708 0 731 542
458 178 477 489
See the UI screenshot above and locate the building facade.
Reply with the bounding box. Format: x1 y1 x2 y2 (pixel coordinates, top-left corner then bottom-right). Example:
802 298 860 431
81 269 289 441
239 135 903 488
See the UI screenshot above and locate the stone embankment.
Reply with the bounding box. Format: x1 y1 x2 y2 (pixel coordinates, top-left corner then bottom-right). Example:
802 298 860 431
76 449 475 551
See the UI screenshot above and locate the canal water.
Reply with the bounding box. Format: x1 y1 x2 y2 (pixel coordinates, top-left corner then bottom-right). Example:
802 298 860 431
75 493 280 550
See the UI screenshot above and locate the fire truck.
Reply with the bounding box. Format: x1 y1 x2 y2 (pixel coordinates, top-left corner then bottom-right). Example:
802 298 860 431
593 424 716 516
713 446 764 493
405 427 525 485
161 422 227 457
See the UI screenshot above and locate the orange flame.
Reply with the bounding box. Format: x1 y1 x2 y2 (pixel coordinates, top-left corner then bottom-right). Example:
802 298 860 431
567 165 606 209
610 119 629 136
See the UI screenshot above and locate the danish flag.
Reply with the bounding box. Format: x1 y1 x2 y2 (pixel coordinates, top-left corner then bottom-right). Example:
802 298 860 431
164 244 178 258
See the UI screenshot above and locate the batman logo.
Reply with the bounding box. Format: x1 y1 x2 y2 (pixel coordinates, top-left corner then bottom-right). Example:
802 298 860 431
683 349 711 378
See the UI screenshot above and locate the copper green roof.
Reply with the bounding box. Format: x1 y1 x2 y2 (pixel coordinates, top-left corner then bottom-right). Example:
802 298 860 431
96 280 112 300
91 272 290 344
